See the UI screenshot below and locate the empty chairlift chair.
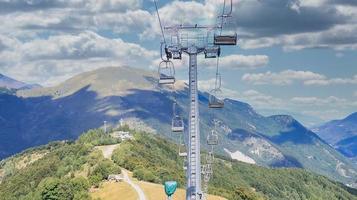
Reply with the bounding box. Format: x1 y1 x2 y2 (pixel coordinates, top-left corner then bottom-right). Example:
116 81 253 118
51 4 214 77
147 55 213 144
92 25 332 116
214 33 237 46
206 151 214 164
204 46 221 58
207 130 219 145
202 164 213 175
172 102 184 132
158 61 175 85
209 88 224 108
172 115 184 132
183 158 188 170
179 144 187 157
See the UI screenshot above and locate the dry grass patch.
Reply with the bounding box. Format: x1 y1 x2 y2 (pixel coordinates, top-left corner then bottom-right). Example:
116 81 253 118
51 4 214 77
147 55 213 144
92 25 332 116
136 181 227 200
91 182 138 200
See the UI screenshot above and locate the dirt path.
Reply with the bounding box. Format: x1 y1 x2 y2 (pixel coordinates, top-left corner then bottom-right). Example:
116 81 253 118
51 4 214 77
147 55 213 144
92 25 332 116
122 170 147 200
96 144 147 200
95 144 120 159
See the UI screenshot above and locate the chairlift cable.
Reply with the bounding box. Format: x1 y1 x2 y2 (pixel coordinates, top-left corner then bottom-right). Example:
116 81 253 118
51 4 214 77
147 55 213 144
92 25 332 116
153 0 167 44
215 0 228 89
214 56 220 89
218 0 227 35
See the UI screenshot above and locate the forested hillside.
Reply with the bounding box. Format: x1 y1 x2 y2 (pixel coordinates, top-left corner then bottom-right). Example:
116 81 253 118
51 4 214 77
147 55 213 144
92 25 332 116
0 128 356 200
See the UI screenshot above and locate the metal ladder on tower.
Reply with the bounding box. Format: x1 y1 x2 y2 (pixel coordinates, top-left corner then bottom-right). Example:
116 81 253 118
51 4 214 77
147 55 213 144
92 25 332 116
188 53 201 200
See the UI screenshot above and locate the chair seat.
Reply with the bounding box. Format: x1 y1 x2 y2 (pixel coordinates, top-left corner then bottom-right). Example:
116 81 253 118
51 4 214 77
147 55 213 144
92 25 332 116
159 76 175 84
214 34 237 46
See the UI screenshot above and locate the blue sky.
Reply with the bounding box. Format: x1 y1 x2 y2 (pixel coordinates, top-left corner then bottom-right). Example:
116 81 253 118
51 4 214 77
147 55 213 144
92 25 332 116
0 0 356 126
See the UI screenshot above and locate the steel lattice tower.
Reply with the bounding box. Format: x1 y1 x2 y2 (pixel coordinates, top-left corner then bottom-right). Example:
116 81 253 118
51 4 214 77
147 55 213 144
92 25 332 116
154 1 237 199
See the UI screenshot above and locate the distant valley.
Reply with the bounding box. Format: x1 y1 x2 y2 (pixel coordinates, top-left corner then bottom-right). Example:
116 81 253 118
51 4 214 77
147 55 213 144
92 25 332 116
314 113 357 164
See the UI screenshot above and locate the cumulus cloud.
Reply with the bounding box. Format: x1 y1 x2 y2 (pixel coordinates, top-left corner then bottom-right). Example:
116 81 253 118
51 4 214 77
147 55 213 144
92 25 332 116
151 53 269 72
242 70 325 85
85 0 142 12
140 0 217 40
0 0 147 38
200 86 287 109
0 31 157 85
2 0 357 51
291 96 357 108
0 0 142 13
242 70 357 86
230 0 357 50
233 0 347 37
239 90 285 108
197 80 286 109
224 88 356 121
198 78 218 91
201 54 269 69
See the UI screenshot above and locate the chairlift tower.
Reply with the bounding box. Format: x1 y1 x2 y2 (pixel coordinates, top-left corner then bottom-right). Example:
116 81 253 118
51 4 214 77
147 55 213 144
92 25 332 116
154 1 237 199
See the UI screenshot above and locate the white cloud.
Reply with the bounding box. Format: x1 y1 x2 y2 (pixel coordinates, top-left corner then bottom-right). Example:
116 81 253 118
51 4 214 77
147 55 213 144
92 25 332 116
201 55 269 69
2 0 357 52
85 0 142 12
0 0 148 39
242 70 326 85
198 78 217 91
300 109 345 121
354 91 357 97
242 70 357 86
240 90 285 108
304 75 357 85
0 31 158 86
299 0 327 7
151 53 269 72
207 88 286 109
141 0 217 40
240 23 357 51
291 96 357 108
292 96 341 105
94 9 152 34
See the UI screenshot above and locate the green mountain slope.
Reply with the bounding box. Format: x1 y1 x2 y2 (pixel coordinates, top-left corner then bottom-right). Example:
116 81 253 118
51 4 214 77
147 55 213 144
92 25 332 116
112 131 357 200
0 66 356 186
1 128 355 200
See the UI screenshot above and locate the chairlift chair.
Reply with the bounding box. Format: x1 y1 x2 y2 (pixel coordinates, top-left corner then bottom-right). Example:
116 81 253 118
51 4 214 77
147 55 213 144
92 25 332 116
205 165 213 175
204 46 221 58
202 164 213 175
203 173 211 182
179 144 187 157
206 151 214 164
172 115 184 132
214 0 237 46
183 158 188 170
209 73 224 108
214 33 237 46
207 130 219 145
158 61 175 85
172 102 184 132
167 45 182 60
208 88 224 108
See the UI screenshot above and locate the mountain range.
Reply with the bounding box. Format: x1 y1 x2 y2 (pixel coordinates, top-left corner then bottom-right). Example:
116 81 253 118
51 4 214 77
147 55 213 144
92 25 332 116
0 66 356 186
314 113 357 163
0 73 41 90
